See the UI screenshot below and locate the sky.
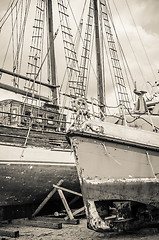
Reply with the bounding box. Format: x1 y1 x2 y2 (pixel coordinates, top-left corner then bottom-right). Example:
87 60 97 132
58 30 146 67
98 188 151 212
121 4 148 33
110 0 159 77
0 0 159 105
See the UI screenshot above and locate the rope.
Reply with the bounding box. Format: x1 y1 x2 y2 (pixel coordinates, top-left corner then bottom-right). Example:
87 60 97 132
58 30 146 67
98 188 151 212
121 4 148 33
66 0 87 47
0 0 13 23
11 4 15 74
2 1 20 69
106 0 135 104
101 1 130 111
59 0 87 123
122 104 159 131
102 30 119 110
125 0 157 82
17 0 27 86
101 143 121 165
38 0 46 108
22 0 48 113
20 119 33 159
146 151 157 180
111 0 145 92
0 0 20 30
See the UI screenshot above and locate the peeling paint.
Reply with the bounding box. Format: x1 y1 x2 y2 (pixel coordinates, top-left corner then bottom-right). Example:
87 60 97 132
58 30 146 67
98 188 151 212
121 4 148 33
86 200 110 231
84 177 159 184
67 119 159 232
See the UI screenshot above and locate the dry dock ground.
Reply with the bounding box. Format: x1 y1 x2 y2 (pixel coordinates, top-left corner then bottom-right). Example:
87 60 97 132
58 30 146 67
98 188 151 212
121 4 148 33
1 218 159 240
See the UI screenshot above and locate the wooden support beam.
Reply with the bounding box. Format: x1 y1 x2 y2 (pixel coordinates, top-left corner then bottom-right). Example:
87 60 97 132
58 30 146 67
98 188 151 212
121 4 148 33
53 183 83 221
57 189 74 220
53 184 82 197
52 218 79 225
12 219 62 229
68 195 80 206
26 220 62 229
37 217 79 225
64 207 85 221
0 229 19 238
32 179 64 217
0 82 50 102
0 68 59 89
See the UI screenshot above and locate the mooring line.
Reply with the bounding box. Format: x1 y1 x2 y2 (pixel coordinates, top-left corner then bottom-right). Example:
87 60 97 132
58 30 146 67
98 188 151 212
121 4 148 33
101 143 121 165
146 151 157 180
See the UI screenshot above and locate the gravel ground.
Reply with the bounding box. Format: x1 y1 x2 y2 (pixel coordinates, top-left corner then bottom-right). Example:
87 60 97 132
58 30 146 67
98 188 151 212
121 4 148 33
1 218 159 240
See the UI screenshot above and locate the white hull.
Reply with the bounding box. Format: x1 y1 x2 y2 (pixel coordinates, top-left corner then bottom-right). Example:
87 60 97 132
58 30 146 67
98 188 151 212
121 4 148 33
0 143 74 166
68 120 159 232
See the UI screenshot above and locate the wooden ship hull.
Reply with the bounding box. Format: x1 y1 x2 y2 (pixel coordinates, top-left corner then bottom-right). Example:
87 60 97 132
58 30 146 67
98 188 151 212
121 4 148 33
0 127 80 220
0 148 79 219
0 0 82 219
0 131 78 205
67 120 159 232
0 100 80 220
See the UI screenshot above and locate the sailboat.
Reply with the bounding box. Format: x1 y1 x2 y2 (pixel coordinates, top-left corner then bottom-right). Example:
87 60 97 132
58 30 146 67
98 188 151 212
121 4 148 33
0 0 88 220
67 0 159 232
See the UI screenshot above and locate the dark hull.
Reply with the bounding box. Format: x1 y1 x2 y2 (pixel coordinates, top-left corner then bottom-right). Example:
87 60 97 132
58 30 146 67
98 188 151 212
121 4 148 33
0 124 80 220
0 163 79 207
0 162 80 220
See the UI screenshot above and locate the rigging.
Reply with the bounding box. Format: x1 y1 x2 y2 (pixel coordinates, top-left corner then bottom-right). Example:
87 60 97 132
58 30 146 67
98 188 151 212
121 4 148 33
125 0 156 82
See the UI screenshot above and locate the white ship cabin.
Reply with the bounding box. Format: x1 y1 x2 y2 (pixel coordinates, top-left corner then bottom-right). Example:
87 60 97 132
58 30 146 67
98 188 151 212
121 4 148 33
0 99 66 132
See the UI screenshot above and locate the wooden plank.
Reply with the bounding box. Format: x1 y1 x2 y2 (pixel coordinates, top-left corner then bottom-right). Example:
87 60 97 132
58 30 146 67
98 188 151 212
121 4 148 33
53 218 79 225
32 179 64 217
0 125 67 141
0 125 66 140
14 220 62 229
37 217 79 225
0 126 68 149
68 195 80 206
53 184 82 197
0 82 50 102
0 68 59 89
0 229 19 238
57 189 74 220
64 207 85 220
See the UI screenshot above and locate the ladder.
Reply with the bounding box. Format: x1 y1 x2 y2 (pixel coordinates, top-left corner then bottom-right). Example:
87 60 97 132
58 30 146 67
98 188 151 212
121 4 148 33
100 0 131 111
78 0 94 97
25 0 45 105
57 0 86 99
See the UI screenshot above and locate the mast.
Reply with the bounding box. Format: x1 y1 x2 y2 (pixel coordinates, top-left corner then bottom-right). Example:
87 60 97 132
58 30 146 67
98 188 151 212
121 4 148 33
47 0 58 104
93 0 105 117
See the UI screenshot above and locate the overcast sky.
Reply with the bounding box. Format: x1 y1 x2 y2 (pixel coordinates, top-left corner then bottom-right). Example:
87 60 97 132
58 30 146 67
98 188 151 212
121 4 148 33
110 0 159 89
0 0 158 103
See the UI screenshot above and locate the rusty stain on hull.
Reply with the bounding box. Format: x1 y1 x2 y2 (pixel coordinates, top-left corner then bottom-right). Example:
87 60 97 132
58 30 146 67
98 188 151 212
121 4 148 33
82 178 159 208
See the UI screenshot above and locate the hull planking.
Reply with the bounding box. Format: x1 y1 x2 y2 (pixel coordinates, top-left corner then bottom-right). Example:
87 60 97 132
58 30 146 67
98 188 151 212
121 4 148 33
68 120 159 232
